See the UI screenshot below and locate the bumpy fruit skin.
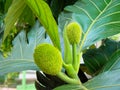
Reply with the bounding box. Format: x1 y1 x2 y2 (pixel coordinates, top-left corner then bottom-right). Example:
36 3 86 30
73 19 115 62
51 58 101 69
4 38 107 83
34 44 62 75
66 22 82 44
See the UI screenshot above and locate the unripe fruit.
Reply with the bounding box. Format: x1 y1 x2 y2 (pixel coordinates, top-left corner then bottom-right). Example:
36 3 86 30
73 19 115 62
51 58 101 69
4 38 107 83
66 22 82 44
34 44 62 75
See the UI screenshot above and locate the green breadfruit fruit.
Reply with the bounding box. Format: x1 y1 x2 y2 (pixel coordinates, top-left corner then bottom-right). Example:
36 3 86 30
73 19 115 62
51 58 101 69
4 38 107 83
66 22 82 44
34 43 62 75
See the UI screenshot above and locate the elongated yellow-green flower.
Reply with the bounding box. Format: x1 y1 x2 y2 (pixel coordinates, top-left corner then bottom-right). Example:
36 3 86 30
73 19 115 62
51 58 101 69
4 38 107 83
66 22 82 44
34 43 62 75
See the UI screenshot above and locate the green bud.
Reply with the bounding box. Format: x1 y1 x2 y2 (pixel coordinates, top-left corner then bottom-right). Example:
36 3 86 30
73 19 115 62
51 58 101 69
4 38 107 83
66 22 82 44
34 43 62 75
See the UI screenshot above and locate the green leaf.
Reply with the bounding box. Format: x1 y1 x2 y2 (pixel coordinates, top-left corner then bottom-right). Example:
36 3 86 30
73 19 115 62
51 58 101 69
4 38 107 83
54 84 82 90
4 0 13 13
0 21 50 75
81 40 120 90
54 69 120 90
58 12 72 31
3 0 26 41
0 0 5 14
19 6 35 26
83 39 120 74
50 0 64 19
60 0 120 51
102 49 120 72
26 0 61 50
84 69 120 90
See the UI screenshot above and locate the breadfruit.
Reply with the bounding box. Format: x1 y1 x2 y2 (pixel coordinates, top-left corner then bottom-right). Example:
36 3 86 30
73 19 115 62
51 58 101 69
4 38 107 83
34 43 62 75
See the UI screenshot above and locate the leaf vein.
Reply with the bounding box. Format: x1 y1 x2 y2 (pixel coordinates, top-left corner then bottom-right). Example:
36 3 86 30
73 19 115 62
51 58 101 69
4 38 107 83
85 58 97 72
89 0 101 12
104 0 108 5
74 5 93 21
79 0 112 51
107 3 120 11
94 21 120 30
97 11 120 21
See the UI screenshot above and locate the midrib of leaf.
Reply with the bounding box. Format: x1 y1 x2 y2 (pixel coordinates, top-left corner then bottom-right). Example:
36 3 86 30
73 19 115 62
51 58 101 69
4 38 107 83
79 0 112 51
89 84 120 90
89 0 101 12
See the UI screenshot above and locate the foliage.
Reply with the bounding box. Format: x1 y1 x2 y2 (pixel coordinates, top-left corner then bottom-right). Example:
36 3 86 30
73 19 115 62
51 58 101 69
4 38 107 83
83 39 120 75
0 21 51 75
0 0 120 90
60 0 120 50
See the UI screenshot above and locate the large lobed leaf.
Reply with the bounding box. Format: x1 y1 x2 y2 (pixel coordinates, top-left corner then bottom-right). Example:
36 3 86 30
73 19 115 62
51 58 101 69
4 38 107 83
26 0 61 50
59 0 120 51
0 21 51 75
102 49 120 72
83 39 120 74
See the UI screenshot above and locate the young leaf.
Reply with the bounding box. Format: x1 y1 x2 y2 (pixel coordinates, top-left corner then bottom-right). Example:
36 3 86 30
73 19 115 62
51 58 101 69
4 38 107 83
59 0 120 51
18 6 35 26
4 0 13 13
26 0 61 50
3 0 26 41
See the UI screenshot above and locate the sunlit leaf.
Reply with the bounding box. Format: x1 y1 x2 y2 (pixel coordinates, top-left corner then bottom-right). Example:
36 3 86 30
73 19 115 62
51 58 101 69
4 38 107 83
19 6 35 26
3 0 26 41
4 0 13 13
26 0 61 50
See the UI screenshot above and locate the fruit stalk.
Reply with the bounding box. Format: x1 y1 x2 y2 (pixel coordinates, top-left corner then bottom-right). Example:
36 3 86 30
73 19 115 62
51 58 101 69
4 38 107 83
63 62 78 79
57 72 80 84
63 24 72 64
57 72 88 90
72 43 77 71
